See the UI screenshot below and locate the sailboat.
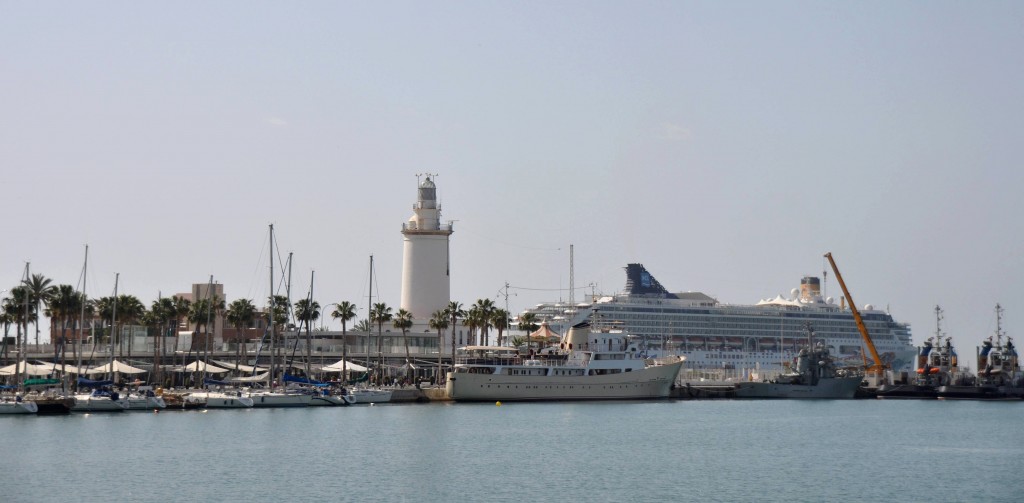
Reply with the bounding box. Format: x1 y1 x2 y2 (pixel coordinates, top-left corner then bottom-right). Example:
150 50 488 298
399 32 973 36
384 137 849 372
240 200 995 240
72 273 129 412
247 225 311 408
1 264 40 414
349 255 392 404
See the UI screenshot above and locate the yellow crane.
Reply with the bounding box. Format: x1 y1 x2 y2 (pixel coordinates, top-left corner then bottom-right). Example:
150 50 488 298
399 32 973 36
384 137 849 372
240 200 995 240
824 252 887 376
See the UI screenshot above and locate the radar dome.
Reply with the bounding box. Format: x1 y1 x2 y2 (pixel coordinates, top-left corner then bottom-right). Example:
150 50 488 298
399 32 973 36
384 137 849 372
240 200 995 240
790 288 799 299
864 304 874 311
826 297 834 304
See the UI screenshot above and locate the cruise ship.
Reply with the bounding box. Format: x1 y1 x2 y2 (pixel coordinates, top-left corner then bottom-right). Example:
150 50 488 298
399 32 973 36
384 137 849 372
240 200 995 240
521 264 915 373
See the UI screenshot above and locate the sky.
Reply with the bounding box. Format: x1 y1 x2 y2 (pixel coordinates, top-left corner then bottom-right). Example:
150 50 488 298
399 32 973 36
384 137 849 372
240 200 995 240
2 1 1022 364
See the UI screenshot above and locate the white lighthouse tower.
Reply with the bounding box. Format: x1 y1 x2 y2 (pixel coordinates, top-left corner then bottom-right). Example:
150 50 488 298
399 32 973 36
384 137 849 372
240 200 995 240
400 175 454 321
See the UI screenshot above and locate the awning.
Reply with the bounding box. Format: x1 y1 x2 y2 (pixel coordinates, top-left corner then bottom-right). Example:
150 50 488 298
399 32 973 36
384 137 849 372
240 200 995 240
318 360 369 373
85 360 148 375
173 361 231 374
0 362 59 376
212 360 267 373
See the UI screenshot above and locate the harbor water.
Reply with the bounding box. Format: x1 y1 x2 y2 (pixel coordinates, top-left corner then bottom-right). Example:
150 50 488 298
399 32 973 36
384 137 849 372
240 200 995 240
3 399 1023 502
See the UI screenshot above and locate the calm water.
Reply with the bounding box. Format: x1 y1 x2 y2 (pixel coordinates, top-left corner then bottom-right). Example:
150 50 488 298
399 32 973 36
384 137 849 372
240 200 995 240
3 399 1022 502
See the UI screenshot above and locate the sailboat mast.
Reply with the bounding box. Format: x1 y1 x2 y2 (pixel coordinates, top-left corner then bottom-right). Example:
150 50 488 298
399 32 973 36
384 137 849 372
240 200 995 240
305 270 314 381
108 273 119 382
367 255 373 383
202 275 214 385
74 246 88 392
17 263 30 395
269 224 276 391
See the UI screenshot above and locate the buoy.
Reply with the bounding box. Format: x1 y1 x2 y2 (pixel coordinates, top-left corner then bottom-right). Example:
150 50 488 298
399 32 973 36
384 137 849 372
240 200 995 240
496 401 502 407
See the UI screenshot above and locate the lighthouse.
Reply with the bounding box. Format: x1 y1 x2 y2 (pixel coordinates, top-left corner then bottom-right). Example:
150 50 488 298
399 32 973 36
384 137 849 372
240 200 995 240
400 175 454 321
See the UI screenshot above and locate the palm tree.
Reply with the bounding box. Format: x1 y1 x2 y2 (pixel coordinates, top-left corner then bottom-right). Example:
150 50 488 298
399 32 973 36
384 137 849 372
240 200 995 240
463 305 483 346
295 298 321 377
471 298 496 346
370 302 392 384
393 308 414 383
44 285 81 366
188 298 213 351
226 299 257 372
94 296 118 349
353 318 371 333
445 301 464 369
170 296 191 356
6 287 33 370
331 301 358 382
0 309 14 363
429 309 449 384
23 273 55 349
491 309 510 347
267 295 290 345
116 295 146 358
518 312 540 352
150 297 176 385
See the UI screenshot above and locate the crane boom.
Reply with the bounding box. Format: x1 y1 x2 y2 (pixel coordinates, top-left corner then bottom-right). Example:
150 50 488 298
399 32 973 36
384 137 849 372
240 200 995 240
824 252 886 372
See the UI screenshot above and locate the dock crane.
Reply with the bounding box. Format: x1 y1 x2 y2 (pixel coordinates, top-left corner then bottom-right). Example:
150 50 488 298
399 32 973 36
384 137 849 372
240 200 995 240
824 252 887 379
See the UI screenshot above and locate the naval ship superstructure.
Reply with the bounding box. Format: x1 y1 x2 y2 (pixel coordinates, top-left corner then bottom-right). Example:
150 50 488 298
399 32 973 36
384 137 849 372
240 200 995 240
521 264 915 372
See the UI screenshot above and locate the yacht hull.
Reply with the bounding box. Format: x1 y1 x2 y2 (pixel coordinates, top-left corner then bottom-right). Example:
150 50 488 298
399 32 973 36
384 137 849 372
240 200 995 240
350 389 393 404
446 362 682 402
0 400 39 414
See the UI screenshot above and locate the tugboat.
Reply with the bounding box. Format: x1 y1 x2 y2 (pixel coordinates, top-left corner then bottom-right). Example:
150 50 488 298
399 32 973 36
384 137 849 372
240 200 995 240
878 306 964 399
733 323 862 399
940 305 1022 399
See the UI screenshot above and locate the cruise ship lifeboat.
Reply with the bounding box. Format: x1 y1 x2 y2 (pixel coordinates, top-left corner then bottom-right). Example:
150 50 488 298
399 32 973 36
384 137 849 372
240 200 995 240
916 367 941 374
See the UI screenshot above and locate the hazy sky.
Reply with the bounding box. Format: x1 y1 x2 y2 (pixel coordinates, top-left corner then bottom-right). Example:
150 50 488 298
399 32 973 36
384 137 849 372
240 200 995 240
2 2 1022 363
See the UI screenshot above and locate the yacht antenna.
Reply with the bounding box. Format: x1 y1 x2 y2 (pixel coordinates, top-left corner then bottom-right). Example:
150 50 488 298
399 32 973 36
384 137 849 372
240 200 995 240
569 244 575 307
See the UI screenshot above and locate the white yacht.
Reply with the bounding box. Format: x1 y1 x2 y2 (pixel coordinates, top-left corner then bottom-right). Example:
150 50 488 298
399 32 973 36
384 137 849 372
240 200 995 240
122 392 167 410
522 264 916 373
247 390 313 408
0 397 38 414
71 389 129 412
189 390 254 408
349 388 393 404
446 321 683 402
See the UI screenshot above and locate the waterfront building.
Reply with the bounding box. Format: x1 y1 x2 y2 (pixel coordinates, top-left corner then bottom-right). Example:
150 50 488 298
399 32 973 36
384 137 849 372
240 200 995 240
400 175 454 321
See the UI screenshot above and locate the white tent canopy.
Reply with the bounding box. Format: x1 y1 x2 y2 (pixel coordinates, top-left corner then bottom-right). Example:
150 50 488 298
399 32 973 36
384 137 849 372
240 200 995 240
174 361 230 374
39 363 92 375
319 360 369 373
0 362 54 376
225 372 270 383
212 360 266 374
85 360 147 375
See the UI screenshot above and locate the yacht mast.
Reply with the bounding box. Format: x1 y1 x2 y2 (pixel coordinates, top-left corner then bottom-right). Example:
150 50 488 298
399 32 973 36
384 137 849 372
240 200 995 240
269 224 276 391
75 247 88 392
107 273 119 382
367 255 373 384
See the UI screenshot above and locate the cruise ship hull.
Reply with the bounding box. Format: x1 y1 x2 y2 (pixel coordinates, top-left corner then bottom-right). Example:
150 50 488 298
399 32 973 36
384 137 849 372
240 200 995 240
446 361 682 402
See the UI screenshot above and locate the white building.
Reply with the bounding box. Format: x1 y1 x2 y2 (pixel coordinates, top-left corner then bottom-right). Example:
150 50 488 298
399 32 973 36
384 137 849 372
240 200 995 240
400 175 454 321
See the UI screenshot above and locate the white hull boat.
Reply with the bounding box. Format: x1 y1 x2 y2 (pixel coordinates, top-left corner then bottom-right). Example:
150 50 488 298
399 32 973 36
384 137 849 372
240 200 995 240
122 394 167 410
446 322 683 402
350 388 393 404
191 391 254 408
248 391 313 408
71 393 128 412
0 399 38 414
309 392 356 406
